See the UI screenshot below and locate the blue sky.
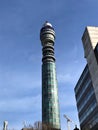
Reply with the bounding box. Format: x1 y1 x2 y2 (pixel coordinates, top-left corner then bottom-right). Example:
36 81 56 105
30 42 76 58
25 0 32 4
0 0 98 130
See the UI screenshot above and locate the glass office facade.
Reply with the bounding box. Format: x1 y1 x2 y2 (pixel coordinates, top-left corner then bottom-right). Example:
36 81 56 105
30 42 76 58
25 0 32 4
75 26 98 130
75 65 98 130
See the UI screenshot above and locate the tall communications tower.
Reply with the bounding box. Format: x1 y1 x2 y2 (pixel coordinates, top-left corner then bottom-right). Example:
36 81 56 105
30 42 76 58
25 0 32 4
40 21 61 130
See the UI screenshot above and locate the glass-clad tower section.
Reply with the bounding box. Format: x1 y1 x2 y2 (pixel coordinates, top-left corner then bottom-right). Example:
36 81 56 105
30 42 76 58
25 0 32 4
40 22 61 130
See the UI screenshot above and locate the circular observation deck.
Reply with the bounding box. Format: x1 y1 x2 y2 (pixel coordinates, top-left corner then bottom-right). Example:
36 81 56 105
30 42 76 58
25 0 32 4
40 21 55 46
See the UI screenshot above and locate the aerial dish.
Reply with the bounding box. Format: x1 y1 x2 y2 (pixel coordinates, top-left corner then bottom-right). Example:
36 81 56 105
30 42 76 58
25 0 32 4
43 21 52 27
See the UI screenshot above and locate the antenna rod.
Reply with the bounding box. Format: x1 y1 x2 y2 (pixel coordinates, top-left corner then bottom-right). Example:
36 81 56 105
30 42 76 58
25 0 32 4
3 121 8 130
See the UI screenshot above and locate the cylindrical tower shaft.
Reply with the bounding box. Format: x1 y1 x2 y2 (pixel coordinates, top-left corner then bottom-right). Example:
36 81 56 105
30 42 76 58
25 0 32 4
40 21 61 130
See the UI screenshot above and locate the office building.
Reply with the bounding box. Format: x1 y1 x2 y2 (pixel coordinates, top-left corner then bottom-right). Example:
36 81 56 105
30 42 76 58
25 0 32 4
40 22 61 130
75 26 98 130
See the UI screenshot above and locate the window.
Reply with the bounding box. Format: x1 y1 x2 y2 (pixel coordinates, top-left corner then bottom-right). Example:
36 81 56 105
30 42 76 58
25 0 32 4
78 87 94 112
80 100 97 123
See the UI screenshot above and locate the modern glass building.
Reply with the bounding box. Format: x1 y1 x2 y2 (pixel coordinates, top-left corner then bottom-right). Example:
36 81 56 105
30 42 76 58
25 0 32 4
40 22 61 130
75 65 98 130
74 27 98 130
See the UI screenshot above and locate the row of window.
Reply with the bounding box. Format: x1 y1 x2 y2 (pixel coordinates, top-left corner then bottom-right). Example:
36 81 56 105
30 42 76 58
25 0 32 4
77 75 90 96
42 77 56 81
42 70 56 78
43 113 60 122
76 79 91 103
43 91 56 97
78 88 94 112
42 82 57 87
42 86 58 93
42 63 56 67
42 71 56 75
43 93 54 99
43 96 58 102
42 91 57 99
42 69 56 73
80 100 97 124
89 113 98 128
42 102 58 108
42 45 54 51
42 63 56 70
42 83 57 91
42 102 58 109
43 51 54 55
42 72 56 78
43 118 60 127
42 103 59 111
42 88 57 94
42 75 56 80
43 111 59 117
48 118 60 125
75 65 89 94
42 69 56 74
42 74 57 79
42 95 58 103
43 112 60 120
